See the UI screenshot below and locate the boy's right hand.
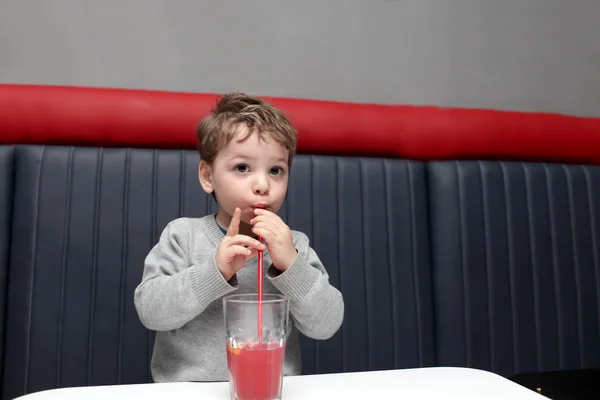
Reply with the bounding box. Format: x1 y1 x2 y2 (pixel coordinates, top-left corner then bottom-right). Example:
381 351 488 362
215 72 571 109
215 207 266 281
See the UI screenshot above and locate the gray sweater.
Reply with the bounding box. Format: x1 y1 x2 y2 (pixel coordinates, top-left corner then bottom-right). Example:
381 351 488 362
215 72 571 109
134 214 344 382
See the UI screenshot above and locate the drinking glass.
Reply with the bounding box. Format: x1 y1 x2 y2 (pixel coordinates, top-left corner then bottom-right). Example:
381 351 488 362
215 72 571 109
223 294 290 400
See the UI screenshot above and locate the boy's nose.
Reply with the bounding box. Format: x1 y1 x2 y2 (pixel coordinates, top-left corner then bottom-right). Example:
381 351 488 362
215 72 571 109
252 175 269 195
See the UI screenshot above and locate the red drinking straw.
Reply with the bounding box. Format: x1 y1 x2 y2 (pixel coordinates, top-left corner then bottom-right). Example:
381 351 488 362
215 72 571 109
257 235 264 342
256 205 267 342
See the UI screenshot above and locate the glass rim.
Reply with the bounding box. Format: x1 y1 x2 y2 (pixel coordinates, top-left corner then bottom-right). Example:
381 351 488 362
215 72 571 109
223 293 288 304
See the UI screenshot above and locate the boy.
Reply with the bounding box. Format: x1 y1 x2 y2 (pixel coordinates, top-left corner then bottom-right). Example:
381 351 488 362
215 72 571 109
134 92 344 383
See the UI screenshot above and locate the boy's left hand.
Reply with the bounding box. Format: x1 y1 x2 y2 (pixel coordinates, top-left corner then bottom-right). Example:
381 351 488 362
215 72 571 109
251 208 297 272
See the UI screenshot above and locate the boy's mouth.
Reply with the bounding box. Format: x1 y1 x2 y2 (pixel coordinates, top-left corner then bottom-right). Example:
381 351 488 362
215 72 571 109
253 204 269 210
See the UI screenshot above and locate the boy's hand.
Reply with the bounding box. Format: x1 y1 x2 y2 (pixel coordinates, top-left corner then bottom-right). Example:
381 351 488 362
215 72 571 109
251 208 297 272
215 208 266 281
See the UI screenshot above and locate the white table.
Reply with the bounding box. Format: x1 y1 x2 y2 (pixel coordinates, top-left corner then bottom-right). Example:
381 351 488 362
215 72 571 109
15 367 546 399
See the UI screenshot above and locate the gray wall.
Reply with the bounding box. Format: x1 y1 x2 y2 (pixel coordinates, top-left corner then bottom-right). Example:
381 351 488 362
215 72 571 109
1 0 599 117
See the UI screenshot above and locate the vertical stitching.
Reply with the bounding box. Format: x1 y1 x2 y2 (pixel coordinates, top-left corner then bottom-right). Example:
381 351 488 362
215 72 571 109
336 157 344 371
23 146 45 394
117 149 131 384
500 162 518 374
359 159 371 369
456 162 469 366
564 165 583 366
384 160 398 367
179 151 185 218
408 162 422 365
524 164 541 371
149 149 158 381
311 156 319 374
87 148 103 384
56 146 74 387
479 162 493 371
583 167 600 365
544 164 563 369
310 156 316 243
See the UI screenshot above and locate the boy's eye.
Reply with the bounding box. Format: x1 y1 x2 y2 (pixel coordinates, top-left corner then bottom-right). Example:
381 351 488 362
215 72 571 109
235 164 249 173
270 167 284 176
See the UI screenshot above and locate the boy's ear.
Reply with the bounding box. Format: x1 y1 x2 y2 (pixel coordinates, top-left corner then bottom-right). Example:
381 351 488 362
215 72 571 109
198 161 214 194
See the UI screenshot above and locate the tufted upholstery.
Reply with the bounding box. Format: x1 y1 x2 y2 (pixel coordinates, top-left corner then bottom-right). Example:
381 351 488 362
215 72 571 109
1 145 434 399
428 161 600 377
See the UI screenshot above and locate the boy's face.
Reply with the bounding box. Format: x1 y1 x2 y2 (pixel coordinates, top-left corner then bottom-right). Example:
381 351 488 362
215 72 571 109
199 126 290 232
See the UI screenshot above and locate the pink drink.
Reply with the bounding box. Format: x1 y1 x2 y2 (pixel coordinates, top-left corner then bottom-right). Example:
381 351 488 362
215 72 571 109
226 341 286 400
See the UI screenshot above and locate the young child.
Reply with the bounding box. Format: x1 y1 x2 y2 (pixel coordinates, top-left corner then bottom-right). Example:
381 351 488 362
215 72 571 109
134 92 344 383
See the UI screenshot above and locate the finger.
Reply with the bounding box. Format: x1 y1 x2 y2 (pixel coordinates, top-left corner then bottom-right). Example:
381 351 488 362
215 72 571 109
252 221 280 238
226 208 241 237
227 245 253 257
245 248 259 260
251 212 284 228
229 234 266 250
252 227 275 243
251 214 279 223
253 208 277 217
250 215 268 225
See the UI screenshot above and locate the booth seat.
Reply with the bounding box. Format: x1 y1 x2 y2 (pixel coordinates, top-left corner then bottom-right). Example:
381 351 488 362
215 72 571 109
0 84 599 399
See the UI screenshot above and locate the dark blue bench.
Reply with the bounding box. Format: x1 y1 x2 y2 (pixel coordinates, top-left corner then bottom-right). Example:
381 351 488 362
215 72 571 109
1 146 434 399
429 161 600 377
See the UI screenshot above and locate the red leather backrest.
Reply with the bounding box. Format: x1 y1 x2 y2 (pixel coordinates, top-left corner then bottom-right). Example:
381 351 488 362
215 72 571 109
1 84 600 164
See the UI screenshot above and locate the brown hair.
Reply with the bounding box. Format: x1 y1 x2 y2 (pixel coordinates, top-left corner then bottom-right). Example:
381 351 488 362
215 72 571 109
196 92 298 166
